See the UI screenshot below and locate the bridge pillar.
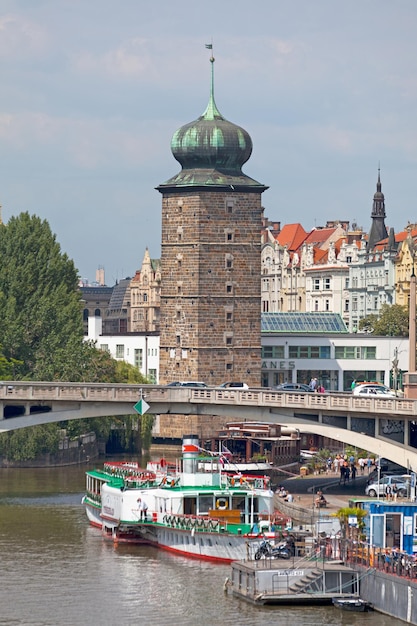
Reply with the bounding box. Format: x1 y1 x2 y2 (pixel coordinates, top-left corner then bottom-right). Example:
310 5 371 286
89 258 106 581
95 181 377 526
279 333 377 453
404 373 417 399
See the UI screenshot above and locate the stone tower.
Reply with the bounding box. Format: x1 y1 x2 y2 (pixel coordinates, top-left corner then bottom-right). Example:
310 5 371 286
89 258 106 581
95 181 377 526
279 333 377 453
367 168 388 251
157 55 268 387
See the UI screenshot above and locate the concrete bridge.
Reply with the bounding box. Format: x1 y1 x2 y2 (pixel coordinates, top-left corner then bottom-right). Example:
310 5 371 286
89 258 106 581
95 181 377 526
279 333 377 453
1 382 417 471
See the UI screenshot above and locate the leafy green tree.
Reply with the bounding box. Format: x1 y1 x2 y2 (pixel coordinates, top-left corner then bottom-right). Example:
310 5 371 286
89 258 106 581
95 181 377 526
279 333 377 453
0 344 22 380
0 213 83 379
359 303 409 336
0 424 60 461
0 213 154 461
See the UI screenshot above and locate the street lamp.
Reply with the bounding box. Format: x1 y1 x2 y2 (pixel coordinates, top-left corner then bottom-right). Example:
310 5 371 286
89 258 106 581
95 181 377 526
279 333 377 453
409 268 416 375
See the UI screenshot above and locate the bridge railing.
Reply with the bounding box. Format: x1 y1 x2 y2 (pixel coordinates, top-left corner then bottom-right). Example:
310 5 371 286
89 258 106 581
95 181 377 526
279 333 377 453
1 382 417 416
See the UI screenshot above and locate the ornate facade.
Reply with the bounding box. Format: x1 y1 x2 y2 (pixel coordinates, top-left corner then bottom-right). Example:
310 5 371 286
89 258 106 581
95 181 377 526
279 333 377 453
129 248 161 332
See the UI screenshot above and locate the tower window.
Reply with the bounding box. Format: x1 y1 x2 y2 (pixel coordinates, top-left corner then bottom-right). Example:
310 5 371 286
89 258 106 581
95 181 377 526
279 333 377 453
226 311 233 322
226 232 233 242
226 283 233 294
225 255 233 269
226 363 233 371
225 335 233 346
225 199 234 213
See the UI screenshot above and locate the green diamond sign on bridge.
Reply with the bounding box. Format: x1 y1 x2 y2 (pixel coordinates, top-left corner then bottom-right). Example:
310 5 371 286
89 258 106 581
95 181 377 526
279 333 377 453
133 398 150 415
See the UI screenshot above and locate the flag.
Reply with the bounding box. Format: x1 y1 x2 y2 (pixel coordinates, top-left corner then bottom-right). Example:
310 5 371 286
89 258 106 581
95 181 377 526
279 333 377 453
222 443 232 458
205 44 213 49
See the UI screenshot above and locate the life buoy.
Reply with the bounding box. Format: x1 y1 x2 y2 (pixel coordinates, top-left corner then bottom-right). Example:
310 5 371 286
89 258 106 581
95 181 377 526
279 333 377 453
309 437 314 446
216 498 228 510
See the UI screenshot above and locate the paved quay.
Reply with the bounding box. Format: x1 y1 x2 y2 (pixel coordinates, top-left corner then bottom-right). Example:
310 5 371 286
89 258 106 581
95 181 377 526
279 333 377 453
273 472 368 520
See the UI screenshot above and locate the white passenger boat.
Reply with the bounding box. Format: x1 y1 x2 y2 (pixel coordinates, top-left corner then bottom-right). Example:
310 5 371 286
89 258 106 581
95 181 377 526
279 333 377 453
83 434 276 563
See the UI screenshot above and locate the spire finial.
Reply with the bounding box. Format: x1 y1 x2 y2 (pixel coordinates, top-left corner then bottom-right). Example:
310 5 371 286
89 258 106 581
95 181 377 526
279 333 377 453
203 41 221 120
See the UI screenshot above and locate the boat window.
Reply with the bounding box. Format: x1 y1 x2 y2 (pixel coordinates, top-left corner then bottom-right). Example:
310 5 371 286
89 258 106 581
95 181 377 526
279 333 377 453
198 495 214 515
232 496 246 511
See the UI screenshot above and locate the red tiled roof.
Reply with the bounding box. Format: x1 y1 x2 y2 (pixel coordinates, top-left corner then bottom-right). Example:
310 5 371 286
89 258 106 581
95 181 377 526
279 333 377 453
274 223 308 250
373 228 417 251
303 227 337 245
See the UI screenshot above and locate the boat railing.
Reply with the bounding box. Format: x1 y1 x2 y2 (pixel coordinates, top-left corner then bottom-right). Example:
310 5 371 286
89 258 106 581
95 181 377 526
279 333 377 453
162 513 221 532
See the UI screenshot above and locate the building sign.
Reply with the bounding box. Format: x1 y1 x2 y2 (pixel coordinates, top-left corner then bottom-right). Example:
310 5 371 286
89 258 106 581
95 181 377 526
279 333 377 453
262 360 296 370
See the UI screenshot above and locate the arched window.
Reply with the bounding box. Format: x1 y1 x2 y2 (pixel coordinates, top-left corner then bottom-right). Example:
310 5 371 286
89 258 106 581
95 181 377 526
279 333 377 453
94 308 101 317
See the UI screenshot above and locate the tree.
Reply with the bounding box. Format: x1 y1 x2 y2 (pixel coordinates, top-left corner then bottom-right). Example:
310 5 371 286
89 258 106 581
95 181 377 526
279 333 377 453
0 213 154 461
0 213 83 379
359 304 409 336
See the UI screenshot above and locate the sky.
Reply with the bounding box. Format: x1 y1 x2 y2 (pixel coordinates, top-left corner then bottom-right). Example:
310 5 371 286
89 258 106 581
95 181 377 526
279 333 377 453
1 1 417 285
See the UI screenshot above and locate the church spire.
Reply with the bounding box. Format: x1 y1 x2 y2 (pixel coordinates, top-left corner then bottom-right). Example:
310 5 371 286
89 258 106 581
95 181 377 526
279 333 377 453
367 167 388 251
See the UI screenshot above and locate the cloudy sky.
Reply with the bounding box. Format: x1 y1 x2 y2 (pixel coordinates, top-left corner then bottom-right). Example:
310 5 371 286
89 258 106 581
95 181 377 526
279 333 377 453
1 1 417 284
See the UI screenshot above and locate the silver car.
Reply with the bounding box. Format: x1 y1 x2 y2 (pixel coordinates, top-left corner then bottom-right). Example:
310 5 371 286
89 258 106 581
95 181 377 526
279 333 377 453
365 475 410 498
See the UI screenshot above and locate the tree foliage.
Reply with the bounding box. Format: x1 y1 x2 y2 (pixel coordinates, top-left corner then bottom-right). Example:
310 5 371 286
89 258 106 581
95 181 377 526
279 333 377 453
0 213 154 461
359 303 409 336
0 213 83 379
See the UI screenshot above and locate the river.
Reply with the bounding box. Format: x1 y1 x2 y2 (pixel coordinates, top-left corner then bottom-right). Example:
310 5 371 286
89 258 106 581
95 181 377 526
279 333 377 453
0 464 406 626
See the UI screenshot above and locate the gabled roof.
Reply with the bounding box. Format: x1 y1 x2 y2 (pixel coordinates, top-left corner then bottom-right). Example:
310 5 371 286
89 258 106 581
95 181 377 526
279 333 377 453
274 223 308 250
314 248 328 264
303 227 338 247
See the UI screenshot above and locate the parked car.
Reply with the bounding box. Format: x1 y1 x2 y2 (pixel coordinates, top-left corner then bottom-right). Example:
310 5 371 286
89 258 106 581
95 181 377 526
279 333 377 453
217 381 249 389
353 384 396 398
274 383 313 392
166 381 208 387
365 474 411 498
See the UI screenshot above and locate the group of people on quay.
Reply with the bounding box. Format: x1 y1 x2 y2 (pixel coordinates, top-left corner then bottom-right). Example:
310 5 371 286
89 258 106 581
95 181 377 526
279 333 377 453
320 454 377 481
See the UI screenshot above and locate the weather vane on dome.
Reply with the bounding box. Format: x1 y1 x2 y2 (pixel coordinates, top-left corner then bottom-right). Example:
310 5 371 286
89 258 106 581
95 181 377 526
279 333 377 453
205 42 214 63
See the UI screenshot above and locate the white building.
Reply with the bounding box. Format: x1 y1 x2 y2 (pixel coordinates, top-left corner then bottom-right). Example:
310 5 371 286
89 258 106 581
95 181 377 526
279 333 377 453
261 312 408 392
86 317 160 383
87 313 408 394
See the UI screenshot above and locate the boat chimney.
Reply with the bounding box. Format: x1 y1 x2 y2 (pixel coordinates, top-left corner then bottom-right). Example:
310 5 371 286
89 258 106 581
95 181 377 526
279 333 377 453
182 434 200 473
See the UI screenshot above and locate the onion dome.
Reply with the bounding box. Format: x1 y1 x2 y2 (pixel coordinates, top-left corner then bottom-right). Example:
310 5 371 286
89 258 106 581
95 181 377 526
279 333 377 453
158 55 267 191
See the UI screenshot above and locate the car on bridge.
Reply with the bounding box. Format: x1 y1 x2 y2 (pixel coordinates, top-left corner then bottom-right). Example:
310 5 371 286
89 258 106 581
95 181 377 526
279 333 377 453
217 381 249 389
166 381 208 387
353 383 396 398
274 383 313 392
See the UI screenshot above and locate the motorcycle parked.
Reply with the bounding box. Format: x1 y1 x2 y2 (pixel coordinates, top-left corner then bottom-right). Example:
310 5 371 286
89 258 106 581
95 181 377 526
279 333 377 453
254 539 291 560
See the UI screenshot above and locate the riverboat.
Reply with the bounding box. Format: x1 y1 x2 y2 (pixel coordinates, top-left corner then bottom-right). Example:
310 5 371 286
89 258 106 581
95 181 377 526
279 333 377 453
82 434 278 563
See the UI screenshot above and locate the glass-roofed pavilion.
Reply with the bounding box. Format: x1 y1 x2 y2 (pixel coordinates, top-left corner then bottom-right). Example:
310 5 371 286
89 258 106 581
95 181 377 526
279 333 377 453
261 312 348 334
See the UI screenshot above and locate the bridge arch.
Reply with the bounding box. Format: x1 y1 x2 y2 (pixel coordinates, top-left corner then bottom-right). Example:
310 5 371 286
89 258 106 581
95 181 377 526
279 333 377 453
1 382 417 471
